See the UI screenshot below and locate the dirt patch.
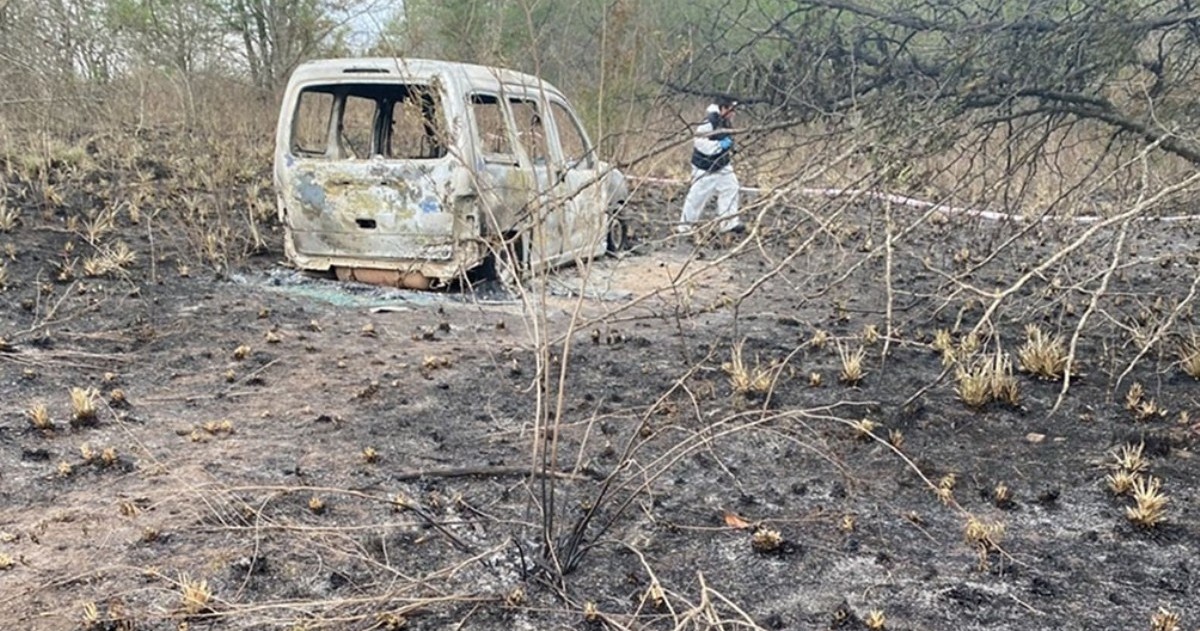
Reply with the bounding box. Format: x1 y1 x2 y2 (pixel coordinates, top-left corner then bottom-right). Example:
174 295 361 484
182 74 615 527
2 161 1200 630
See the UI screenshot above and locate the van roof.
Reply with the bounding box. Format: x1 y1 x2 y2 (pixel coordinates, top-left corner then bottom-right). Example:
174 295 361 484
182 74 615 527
288 58 563 95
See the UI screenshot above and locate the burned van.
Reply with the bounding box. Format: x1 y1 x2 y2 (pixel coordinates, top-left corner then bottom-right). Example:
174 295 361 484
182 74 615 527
273 58 629 289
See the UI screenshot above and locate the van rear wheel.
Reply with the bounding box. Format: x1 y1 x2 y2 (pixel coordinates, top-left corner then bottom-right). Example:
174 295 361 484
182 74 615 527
606 210 628 253
478 232 526 284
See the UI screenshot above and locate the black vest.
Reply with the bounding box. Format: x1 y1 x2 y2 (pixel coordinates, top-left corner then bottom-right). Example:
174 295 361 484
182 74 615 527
691 111 733 172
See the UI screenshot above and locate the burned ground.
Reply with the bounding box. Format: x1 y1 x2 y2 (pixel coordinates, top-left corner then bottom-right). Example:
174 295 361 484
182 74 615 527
1 142 1199 631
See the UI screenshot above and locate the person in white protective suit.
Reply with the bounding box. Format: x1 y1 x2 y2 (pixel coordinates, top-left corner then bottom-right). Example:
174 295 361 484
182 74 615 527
677 95 744 235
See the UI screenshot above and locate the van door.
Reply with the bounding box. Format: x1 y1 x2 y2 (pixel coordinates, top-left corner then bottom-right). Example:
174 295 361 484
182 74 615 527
466 92 536 269
546 98 607 260
507 94 565 267
280 82 458 263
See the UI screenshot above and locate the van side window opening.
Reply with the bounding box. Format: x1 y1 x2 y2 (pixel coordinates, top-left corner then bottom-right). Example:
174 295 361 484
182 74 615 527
549 101 593 169
508 98 550 165
292 90 334 155
470 94 515 161
290 83 447 160
387 87 448 159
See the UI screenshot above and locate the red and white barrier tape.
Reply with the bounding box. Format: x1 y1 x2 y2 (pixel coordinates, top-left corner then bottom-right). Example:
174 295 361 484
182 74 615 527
628 175 1200 224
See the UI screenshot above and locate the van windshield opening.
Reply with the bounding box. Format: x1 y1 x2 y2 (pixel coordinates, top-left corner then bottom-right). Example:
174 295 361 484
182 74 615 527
290 83 448 160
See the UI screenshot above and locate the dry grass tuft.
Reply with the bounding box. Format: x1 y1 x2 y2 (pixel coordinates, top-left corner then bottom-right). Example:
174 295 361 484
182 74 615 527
82 253 108 279
1127 476 1168 528
722 339 773 395
178 573 213 615
1112 442 1148 475
391 493 412 511
865 609 887 630
931 329 953 353
852 418 878 441
955 362 991 408
26 402 52 430
963 515 1005 561
80 601 100 628
646 580 665 609
750 526 783 553
69 387 99 427
993 482 1013 508
931 329 969 366
987 352 1020 405
957 351 1019 408
1150 607 1181 631
82 241 136 277
959 331 980 355
504 586 527 607
861 323 880 345
1133 398 1166 422
809 328 829 350
373 612 408 629
1017 324 1069 379
55 258 75 283
1125 382 1145 411
1121 381 1166 420
362 446 379 463
421 355 453 372
837 344 867 385
308 496 326 514
81 210 117 244
1106 470 1137 496
937 473 957 505
953 246 971 265
232 344 252 360
1178 336 1200 379
940 346 957 367
0 199 19 232
201 419 234 436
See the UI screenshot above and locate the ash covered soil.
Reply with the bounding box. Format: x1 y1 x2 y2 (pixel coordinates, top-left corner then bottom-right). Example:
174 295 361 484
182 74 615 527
2 153 1200 631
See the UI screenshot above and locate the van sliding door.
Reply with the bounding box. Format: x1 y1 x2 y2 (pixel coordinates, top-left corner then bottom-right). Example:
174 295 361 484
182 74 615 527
508 95 564 267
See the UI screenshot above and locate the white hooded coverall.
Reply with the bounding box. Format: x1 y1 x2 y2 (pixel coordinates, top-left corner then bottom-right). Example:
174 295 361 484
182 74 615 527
678 104 741 233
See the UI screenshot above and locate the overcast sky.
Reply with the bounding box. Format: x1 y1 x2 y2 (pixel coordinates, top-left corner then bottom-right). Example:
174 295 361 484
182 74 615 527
341 2 403 52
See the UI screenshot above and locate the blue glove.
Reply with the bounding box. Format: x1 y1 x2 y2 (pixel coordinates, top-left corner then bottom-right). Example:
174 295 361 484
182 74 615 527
718 137 733 151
